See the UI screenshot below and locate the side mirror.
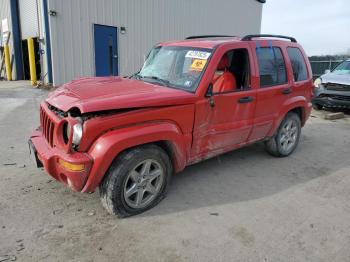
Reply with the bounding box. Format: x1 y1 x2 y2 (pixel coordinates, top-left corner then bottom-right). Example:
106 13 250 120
206 83 214 97
324 69 331 74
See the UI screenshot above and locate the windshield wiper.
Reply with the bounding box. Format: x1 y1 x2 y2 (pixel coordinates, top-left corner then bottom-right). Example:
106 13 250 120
129 72 141 79
139 75 171 87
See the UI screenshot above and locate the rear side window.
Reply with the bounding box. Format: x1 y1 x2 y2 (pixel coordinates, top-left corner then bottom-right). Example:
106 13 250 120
287 47 308 81
256 47 287 87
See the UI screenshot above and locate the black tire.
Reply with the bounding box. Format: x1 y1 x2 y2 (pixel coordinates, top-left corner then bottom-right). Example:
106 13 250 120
99 144 172 217
264 112 301 157
312 104 322 110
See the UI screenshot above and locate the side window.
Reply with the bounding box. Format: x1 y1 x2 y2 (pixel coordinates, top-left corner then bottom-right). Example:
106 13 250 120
256 47 287 87
212 48 251 93
287 47 308 81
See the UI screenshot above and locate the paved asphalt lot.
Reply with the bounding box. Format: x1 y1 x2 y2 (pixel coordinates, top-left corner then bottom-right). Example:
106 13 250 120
0 81 350 262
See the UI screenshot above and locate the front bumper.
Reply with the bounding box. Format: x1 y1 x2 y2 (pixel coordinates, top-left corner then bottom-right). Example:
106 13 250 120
312 96 350 108
29 130 93 192
312 87 350 109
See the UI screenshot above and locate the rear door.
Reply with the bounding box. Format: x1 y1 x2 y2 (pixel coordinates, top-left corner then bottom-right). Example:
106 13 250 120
286 46 313 104
248 43 292 141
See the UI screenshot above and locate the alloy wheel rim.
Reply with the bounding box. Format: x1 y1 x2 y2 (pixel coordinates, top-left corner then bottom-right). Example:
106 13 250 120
123 159 164 209
279 119 298 152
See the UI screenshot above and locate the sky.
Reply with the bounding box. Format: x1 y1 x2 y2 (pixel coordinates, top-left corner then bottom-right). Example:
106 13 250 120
261 0 350 56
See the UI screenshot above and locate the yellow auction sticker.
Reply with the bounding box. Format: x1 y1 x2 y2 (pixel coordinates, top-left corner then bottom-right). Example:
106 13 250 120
191 59 207 71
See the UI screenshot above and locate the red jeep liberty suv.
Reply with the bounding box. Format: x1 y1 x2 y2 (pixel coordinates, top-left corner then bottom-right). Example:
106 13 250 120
29 34 313 217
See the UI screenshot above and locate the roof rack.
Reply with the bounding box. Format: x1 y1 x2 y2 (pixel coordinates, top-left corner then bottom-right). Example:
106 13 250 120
242 34 297 43
185 35 235 40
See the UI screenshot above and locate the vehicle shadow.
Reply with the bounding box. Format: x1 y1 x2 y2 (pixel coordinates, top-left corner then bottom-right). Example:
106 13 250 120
143 121 350 217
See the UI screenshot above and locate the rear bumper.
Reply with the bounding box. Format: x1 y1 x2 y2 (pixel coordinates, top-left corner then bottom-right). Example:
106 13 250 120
29 130 93 192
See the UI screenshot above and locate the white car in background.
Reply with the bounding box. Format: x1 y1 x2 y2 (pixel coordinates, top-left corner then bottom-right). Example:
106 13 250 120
312 59 350 110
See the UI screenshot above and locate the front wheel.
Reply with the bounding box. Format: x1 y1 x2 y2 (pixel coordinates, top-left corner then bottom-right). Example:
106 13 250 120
264 112 301 157
99 145 172 217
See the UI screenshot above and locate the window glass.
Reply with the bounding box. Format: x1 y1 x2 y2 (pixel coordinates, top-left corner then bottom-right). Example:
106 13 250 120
287 47 308 81
256 47 287 87
332 61 350 74
274 48 287 84
142 48 176 79
138 46 212 92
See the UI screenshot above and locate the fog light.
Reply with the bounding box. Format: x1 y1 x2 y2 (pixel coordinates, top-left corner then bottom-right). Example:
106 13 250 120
58 159 85 172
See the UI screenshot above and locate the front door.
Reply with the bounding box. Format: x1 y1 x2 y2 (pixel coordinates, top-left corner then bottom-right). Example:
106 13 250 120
94 24 118 76
191 47 256 159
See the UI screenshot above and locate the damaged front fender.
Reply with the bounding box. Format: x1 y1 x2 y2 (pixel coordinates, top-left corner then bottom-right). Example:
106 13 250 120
81 121 189 193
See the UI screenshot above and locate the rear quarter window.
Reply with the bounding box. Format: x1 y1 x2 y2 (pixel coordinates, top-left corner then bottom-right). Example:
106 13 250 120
256 47 287 87
287 47 308 81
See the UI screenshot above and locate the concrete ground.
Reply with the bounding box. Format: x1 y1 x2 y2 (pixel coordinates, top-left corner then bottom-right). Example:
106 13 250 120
0 82 350 262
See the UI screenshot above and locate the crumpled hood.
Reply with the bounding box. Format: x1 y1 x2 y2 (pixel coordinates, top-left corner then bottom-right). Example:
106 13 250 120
46 77 197 113
321 72 350 86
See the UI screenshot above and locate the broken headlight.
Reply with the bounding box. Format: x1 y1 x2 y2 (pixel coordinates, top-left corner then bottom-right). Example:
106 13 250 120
72 122 83 145
63 119 83 146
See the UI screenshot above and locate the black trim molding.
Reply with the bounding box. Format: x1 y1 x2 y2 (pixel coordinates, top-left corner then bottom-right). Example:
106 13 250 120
256 0 266 3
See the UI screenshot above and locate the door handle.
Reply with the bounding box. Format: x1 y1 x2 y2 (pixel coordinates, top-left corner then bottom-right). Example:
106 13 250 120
238 96 254 104
113 55 118 59
282 87 292 95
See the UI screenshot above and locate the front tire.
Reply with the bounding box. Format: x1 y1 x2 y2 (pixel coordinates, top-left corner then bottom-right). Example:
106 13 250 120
264 112 301 157
99 145 172 217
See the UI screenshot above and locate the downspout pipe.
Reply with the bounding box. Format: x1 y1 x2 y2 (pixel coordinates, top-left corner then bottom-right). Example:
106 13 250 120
9 0 23 80
43 0 53 83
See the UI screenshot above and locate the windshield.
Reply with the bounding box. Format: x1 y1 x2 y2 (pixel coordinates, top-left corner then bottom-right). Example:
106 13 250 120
135 46 213 92
333 61 350 74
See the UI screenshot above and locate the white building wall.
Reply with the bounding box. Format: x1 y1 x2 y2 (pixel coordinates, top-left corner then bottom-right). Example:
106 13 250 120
0 0 16 80
47 0 263 86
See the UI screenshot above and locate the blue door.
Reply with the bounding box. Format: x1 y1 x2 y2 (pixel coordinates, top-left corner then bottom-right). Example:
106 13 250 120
94 24 119 76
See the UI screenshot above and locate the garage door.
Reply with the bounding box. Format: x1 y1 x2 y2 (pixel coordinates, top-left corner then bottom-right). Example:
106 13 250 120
18 0 39 39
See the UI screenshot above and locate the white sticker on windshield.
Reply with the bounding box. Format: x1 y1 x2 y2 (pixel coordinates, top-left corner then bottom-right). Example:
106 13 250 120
184 80 192 87
185 50 211 60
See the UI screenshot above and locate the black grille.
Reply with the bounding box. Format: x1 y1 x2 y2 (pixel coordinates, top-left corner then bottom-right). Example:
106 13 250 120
324 83 350 91
47 104 67 118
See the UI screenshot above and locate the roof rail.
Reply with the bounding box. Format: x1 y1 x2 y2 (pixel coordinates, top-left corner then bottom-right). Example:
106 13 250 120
242 34 297 43
186 35 235 40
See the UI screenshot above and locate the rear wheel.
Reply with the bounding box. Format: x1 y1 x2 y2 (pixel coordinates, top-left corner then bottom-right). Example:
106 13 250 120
264 112 301 157
99 145 172 217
